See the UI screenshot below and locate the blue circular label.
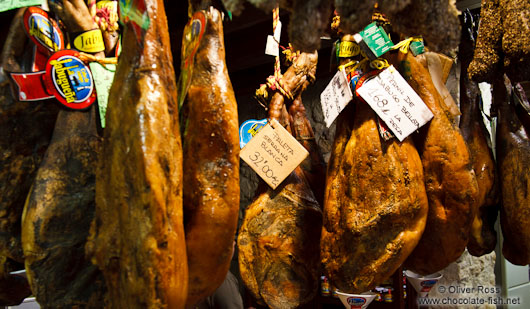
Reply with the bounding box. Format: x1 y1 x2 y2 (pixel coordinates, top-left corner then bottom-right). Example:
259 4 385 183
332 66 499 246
23 7 64 53
239 118 268 148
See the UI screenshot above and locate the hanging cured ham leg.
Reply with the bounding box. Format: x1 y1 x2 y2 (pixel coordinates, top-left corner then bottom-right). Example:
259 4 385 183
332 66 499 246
321 95 428 293
288 93 326 207
21 1 106 307
179 6 240 306
86 0 188 307
459 35 499 257
388 51 479 275
0 8 59 268
496 78 530 265
238 51 323 309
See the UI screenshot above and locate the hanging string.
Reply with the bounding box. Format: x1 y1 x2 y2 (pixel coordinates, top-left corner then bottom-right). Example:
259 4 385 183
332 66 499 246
391 36 423 54
255 6 294 106
79 52 118 66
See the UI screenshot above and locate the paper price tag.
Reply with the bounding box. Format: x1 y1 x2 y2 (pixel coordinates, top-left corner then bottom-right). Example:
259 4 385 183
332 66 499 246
265 20 281 57
357 65 433 141
320 69 353 127
89 62 116 128
240 119 308 189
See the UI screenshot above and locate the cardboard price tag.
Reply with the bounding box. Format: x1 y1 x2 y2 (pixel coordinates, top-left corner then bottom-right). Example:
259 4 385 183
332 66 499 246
357 65 433 141
240 119 308 189
320 69 353 127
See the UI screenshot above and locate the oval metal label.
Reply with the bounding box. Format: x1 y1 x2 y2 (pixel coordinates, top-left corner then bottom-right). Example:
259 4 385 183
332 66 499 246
23 6 64 53
45 50 96 110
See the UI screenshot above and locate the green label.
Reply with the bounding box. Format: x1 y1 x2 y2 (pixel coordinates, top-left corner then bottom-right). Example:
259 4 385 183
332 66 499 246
360 22 393 58
119 0 150 30
89 62 116 128
410 40 425 56
0 0 43 12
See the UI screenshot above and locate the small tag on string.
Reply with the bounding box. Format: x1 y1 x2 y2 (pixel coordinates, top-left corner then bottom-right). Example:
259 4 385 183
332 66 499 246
320 69 353 127
357 65 433 141
240 119 308 189
265 20 281 57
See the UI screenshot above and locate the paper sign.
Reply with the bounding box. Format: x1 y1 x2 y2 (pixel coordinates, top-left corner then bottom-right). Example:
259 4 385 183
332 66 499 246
265 20 281 57
320 69 353 127
240 119 308 189
89 62 116 128
239 118 267 148
357 65 433 141
0 0 43 12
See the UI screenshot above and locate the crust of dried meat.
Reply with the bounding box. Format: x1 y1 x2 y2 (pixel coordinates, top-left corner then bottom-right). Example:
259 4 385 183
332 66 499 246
321 101 428 293
180 7 240 305
86 0 188 307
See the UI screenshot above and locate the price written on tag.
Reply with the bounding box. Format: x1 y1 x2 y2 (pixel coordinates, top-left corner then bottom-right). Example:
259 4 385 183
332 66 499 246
240 119 308 189
357 65 434 141
320 69 353 127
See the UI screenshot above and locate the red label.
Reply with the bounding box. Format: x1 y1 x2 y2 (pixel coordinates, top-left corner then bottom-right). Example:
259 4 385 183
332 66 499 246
23 7 64 54
10 71 53 101
32 46 48 72
44 50 96 110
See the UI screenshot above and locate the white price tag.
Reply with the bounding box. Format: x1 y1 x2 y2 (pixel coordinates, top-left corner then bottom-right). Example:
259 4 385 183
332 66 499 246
357 65 434 141
240 119 308 189
320 69 353 127
265 21 282 57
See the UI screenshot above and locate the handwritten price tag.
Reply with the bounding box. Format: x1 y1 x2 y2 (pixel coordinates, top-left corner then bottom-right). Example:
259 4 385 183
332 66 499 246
240 119 308 189
357 65 433 141
320 69 353 127
265 21 282 57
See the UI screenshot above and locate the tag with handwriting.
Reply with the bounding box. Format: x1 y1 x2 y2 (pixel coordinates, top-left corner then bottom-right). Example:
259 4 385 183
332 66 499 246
240 119 308 189
320 69 353 127
357 65 433 141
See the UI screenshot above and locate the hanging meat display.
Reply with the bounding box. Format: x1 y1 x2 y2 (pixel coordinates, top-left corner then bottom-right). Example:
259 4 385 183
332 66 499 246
496 77 530 266
459 24 499 257
238 50 323 309
21 1 107 307
388 51 479 275
321 56 429 293
86 0 188 307
288 94 326 206
0 8 59 268
0 7 58 307
178 5 240 306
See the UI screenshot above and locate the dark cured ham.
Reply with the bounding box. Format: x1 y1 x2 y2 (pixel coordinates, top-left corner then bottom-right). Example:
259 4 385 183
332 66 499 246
238 51 322 309
179 7 240 305
21 1 106 307
496 78 530 265
459 35 499 257
0 9 59 266
390 51 479 275
86 0 188 307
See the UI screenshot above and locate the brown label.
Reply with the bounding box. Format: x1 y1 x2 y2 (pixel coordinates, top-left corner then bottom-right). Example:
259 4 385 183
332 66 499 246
240 120 308 189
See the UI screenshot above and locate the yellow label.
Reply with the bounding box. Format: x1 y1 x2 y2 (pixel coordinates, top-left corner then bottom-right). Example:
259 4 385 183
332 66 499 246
339 41 360 58
96 0 117 11
73 29 105 53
